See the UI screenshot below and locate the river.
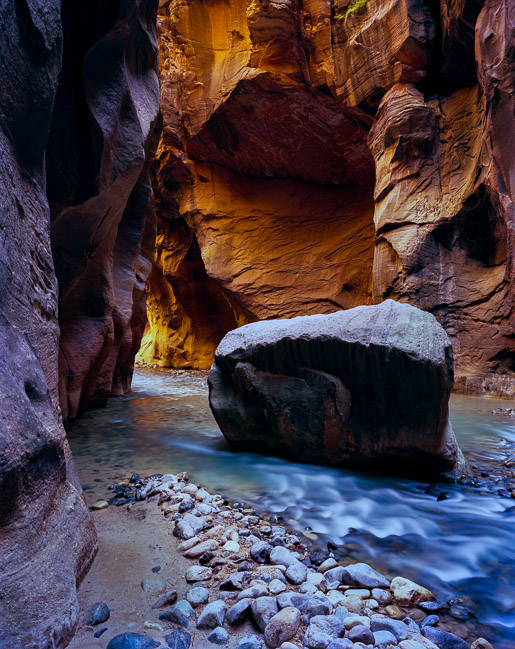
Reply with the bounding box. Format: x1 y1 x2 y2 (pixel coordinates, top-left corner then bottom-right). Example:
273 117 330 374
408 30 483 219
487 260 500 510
68 370 515 648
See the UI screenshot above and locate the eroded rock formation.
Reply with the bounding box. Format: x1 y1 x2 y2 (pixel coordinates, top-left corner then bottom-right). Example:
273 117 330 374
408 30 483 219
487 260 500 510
138 0 376 370
0 2 96 647
48 0 161 422
209 300 465 477
143 0 514 396
0 1 160 647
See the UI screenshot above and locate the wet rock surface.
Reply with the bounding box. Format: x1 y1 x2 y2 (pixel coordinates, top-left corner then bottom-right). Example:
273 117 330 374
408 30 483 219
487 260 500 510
73 471 487 649
209 300 465 478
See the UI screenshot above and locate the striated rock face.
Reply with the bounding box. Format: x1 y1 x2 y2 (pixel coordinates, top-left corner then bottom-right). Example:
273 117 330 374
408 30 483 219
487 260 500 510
209 300 465 477
0 2 96 647
144 0 514 395
47 0 161 422
369 0 515 395
138 0 376 370
0 1 160 647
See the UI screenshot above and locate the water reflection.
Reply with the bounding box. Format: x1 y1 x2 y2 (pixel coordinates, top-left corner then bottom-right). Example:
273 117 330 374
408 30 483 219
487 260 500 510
68 370 515 647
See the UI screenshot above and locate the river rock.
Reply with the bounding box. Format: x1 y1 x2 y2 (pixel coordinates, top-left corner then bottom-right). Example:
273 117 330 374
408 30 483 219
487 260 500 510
266 580 285 596
422 627 470 649
209 627 229 644
186 586 210 607
326 591 346 607
277 592 309 611
285 561 308 585
160 600 195 627
166 630 191 649
141 576 167 594
152 590 178 609
344 614 370 630
345 595 366 615
237 636 264 649
348 624 375 644
220 571 251 590
399 640 440 649
264 607 302 647
252 596 279 632
84 602 110 626
327 641 353 649
197 601 227 629
304 624 333 649
179 495 196 512
372 589 392 605
186 565 213 582
251 541 274 563
307 573 327 590
270 547 297 567
370 615 408 640
238 582 269 600
227 598 253 626
184 539 219 558
305 596 333 619
107 634 161 649
323 567 345 584
174 514 207 540
374 629 399 646
391 577 435 605
208 301 465 477
318 559 338 574
342 563 390 589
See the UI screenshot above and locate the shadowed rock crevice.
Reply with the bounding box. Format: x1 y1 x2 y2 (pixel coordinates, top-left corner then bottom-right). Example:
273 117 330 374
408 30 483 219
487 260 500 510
47 0 161 423
0 1 160 647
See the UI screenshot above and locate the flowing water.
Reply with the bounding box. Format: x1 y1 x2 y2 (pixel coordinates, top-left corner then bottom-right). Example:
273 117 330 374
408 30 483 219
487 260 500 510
68 370 515 648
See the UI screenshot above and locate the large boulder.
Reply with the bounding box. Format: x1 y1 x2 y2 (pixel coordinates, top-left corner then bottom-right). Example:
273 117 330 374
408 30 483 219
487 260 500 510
208 300 465 477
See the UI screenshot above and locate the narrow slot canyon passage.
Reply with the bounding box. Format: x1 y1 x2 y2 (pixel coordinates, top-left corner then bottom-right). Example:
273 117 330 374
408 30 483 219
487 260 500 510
1 0 514 649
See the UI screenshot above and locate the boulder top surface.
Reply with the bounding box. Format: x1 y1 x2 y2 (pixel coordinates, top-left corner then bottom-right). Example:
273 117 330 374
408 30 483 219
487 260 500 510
215 300 453 372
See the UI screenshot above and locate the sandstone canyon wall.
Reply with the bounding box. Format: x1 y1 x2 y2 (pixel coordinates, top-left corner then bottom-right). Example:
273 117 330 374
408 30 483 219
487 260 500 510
0 1 160 647
141 0 514 396
47 0 161 423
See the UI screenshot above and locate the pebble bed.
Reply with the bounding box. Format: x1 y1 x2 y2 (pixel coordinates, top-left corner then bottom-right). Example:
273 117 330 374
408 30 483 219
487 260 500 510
90 473 496 649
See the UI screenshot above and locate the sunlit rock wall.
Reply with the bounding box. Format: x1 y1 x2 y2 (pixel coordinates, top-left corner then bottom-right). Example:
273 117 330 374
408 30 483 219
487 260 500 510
143 0 514 395
138 0 376 370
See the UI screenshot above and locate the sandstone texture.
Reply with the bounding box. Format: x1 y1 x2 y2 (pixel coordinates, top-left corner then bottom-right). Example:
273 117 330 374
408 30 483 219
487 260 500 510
0 1 160 647
137 0 376 371
141 0 514 397
0 2 96 647
48 0 161 422
209 300 465 476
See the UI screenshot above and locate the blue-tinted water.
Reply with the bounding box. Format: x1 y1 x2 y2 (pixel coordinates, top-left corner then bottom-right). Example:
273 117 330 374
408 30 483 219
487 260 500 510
68 370 515 647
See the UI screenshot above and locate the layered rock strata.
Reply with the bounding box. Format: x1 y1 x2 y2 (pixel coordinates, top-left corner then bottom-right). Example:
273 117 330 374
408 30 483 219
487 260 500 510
143 0 514 396
209 300 465 477
0 1 160 647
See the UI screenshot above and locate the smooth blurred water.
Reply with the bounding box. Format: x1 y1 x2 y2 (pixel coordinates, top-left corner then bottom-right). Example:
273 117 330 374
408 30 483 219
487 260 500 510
68 370 515 647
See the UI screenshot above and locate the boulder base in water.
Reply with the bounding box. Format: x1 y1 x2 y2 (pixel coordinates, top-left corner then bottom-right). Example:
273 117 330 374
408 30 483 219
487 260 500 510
208 300 465 478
